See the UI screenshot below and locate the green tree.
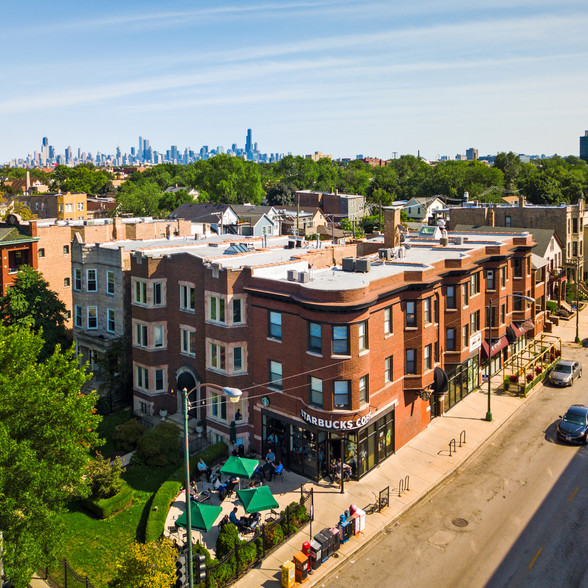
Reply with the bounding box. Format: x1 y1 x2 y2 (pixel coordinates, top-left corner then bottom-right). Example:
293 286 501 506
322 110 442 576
0 265 69 359
158 188 195 216
115 181 163 217
110 538 177 588
0 324 101 588
265 182 297 206
86 452 123 498
493 152 524 190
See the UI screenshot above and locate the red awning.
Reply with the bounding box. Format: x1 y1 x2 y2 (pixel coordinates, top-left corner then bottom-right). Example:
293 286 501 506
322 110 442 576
510 322 532 337
481 335 508 358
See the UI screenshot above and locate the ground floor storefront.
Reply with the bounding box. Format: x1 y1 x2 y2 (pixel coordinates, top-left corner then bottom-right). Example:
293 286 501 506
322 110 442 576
261 406 395 481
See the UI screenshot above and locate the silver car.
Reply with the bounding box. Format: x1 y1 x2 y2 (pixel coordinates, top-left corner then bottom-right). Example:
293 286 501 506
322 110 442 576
549 360 582 386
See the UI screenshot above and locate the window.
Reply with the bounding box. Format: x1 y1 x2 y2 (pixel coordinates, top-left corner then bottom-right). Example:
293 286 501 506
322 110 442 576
462 282 469 307
211 392 227 421
434 298 439 323
87 306 97 329
423 298 432 324
268 311 282 340
135 323 148 347
405 349 416 374
447 328 456 351
64 277 70 287
501 267 506 288
107 309 115 333
514 258 523 278
573 242 578 257
424 344 432 371
180 328 196 357
74 268 82 291
136 366 149 390
500 304 506 325
406 301 416 327
446 286 456 309
155 369 165 392
65 203 73 213
332 325 350 355
487 270 495 290
86 269 97 292
333 381 350 409
573 218 578 233
385 356 393 383
384 307 392 335
180 285 195 311
358 321 368 351
359 375 369 404
63 245 69 255
134 280 147 304
470 272 480 295
505 215 511 227
209 295 226 323
232 299 243 324
74 305 82 328
269 361 283 390
77 202 84 211
153 325 164 348
106 271 115 295
233 347 243 371
308 322 322 353
527 256 531 276
210 343 226 371
470 310 480 333
309 377 323 408
153 282 162 306
462 324 469 348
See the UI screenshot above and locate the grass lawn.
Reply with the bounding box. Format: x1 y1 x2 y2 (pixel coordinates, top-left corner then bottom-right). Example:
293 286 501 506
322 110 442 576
56 411 182 587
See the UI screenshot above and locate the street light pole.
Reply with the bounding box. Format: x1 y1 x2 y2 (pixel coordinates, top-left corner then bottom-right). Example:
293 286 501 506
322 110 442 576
575 256 582 344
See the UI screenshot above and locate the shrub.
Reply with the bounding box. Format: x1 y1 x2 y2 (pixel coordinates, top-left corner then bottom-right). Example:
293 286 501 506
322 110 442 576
286 502 310 527
113 418 146 452
82 481 134 519
546 300 558 313
216 521 240 558
86 452 124 499
263 520 284 548
144 442 228 543
135 422 180 467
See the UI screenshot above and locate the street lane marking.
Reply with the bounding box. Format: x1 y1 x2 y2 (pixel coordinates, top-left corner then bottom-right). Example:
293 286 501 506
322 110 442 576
568 487 579 502
528 547 543 570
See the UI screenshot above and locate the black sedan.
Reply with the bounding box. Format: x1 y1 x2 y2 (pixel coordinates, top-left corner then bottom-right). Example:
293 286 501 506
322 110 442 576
557 405 588 444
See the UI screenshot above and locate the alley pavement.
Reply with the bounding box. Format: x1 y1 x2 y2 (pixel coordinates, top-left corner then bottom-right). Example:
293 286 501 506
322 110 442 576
233 308 588 588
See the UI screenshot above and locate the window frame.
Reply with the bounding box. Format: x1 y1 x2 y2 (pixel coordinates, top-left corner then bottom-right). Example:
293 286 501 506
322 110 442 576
332 325 350 355
405 348 416 375
106 270 115 295
333 380 350 409
106 308 115 333
447 327 456 351
405 301 417 327
423 298 432 324
385 356 393 383
358 320 368 351
180 284 196 312
269 360 283 391
309 376 323 408
87 306 98 330
86 269 97 292
424 344 432 371
308 322 322 354
74 304 82 328
359 375 369 404
446 285 456 309
74 268 82 291
268 311 282 341
384 306 392 335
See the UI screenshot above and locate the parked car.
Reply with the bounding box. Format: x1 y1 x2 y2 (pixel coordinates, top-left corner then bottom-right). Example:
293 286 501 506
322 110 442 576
556 405 588 444
549 360 582 386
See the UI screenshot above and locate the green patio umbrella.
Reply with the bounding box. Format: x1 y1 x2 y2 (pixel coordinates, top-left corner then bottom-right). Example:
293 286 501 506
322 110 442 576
236 485 279 514
220 455 259 480
176 502 223 532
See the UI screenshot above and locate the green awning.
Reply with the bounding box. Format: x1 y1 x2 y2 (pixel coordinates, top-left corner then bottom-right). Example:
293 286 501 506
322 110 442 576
176 502 223 532
220 456 259 479
236 485 279 514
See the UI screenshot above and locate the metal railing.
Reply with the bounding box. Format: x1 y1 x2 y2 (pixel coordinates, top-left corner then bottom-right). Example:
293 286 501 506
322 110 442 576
38 559 94 588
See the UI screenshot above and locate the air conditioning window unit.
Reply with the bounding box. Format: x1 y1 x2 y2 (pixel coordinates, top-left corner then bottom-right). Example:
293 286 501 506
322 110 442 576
342 257 356 272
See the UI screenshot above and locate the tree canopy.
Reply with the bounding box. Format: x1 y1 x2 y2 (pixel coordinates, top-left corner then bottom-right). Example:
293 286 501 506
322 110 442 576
0 266 70 360
0 324 101 588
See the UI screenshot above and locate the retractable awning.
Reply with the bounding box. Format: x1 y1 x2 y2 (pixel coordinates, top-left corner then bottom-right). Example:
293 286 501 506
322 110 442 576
481 335 508 358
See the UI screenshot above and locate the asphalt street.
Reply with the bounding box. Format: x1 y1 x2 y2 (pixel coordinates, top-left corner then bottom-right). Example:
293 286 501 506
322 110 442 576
326 345 588 588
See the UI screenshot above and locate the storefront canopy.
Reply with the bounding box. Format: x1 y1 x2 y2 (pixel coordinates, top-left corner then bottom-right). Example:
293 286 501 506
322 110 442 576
176 502 223 532
481 335 508 359
236 485 279 513
220 456 259 479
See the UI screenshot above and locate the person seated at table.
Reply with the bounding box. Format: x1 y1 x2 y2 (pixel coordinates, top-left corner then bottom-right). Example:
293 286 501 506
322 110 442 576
268 460 284 481
267 432 277 446
225 475 239 495
189 480 198 498
229 507 248 531
197 458 212 483
265 448 276 464
218 514 230 531
246 511 261 530
213 476 229 501
253 463 265 483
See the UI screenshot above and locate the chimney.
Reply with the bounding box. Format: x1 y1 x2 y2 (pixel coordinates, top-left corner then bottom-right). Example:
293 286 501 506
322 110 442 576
384 207 402 248
518 195 525 208
488 208 495 227
26 171 31 192
113 217 124 240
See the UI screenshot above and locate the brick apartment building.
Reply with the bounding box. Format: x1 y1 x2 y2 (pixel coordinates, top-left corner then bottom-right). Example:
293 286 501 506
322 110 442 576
295 189 366 222
0 214 39 295
123 210 540 481
17 191 88 220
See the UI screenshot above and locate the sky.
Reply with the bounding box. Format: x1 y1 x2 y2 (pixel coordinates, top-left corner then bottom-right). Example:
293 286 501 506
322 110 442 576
3 0 588 163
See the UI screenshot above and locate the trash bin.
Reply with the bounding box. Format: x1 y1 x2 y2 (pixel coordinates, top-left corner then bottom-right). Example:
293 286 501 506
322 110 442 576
293 551 310 584
281 561 295 588
309 539 322 570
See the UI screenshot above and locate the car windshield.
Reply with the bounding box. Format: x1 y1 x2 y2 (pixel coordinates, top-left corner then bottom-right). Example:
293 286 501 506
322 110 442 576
554 364 572 374
564 413 585 425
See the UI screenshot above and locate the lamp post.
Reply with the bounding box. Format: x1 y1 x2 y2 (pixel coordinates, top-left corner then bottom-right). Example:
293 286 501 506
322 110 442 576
486 293 535 422
180 384 243 588
575 256 583 344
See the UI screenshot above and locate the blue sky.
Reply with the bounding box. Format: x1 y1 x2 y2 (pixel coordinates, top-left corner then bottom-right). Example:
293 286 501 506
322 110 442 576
3 0 588 162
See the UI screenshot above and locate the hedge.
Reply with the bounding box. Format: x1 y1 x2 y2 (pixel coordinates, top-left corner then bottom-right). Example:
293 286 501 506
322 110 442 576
144 442 228 543
81 482 134 519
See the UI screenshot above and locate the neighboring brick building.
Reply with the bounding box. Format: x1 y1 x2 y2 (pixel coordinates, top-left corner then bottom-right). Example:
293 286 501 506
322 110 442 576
0 214 39 295
295 189 366 221
126 211 539 481
17 192 88 220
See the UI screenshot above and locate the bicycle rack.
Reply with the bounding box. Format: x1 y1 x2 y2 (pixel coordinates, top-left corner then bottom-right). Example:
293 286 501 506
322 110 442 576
398 475 410 497
448 438 457 456
459 429 466 447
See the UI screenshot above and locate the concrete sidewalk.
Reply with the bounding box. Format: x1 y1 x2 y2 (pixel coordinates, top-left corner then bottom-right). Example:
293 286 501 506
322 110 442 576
233 307 588 588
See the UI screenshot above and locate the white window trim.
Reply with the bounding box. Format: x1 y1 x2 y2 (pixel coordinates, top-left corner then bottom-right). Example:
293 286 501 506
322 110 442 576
180 325 196 357
179 281 196 313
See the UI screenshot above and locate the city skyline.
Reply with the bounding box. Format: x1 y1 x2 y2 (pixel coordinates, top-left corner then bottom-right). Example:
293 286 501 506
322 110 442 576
3 1 588 163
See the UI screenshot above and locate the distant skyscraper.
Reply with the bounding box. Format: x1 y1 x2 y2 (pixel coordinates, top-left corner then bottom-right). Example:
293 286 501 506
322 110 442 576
466 147 478 161
580 131 588 163
245 129 252 153
42 137 49 147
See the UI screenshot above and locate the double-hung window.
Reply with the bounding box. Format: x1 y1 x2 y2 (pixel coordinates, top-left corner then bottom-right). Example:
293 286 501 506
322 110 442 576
74 268 82 291
155 369 165 392
333 381 350 409
136 366 149 390
462 324 469 348
134 281 147 305
447 328 456 351
106 271 115 295
180 285 195 311
135 323 148 347
446 286 456 309
332 325 350 355
384 307 392 335
423 298 432 324
153 282 162 306
309 377 323 408
308 322 322 353
385 356 393 382
107 309 115 333
209 343 226 371
462 282 469 307
359 375 369 404
487 270 495 290
268 311 282 340
86 269 97 292
358 321 368 351
180 328 196 357
74 305 82 328
405 349 416 374
153 325 164 348
269 361 283 390
424 344 432 371
233 347 243 371
405 301 416 327
209 296 226 323
232 299 243 324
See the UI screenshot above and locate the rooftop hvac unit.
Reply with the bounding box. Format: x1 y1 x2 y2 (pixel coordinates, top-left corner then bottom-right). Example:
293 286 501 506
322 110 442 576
378 248 393 260
355 258 371 273
298 271 310 283
454 236 463 246
287 269 299 282
287 240 296 249
342 257 356 272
